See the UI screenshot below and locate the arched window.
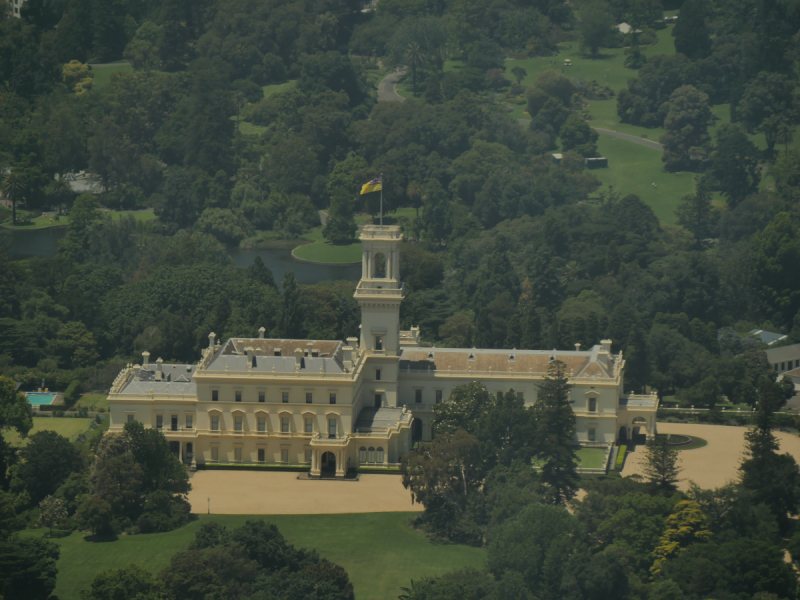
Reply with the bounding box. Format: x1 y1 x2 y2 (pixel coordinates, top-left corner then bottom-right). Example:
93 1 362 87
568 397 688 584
376 447 384 463
359 447 367 463
373 253 386 278
368 447 376 463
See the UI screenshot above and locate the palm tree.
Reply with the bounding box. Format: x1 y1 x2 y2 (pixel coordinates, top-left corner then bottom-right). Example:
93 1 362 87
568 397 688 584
48 178 72 215
404 43 426 96
1 172 25 225
406 181 423 216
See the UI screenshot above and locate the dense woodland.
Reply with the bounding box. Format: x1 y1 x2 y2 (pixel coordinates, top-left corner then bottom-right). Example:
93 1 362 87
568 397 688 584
1 0 800 596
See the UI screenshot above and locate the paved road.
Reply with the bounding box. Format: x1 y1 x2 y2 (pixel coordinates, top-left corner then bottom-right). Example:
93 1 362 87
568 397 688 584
377 71 662 152
377 69 406 102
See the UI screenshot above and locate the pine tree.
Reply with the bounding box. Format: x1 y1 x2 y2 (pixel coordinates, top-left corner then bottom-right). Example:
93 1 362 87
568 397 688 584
277 272 303 339
642 436 681 490
323 188 357 245
533 360 578 505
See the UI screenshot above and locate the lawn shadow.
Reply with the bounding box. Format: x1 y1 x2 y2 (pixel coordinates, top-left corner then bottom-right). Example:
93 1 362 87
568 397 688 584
83 533 119 543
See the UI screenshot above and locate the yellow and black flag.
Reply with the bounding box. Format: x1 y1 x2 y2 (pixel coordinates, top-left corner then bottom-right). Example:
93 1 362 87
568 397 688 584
360 178 382 195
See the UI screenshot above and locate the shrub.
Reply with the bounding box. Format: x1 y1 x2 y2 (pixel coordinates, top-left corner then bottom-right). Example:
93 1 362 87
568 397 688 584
64 380 81 408
615 445 627 470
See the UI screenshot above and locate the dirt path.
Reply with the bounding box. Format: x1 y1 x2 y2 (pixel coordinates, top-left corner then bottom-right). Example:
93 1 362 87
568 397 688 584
622 422 800 490
188 471 422 515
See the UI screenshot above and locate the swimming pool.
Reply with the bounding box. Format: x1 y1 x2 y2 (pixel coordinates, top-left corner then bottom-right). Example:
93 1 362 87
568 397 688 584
26 393 56 406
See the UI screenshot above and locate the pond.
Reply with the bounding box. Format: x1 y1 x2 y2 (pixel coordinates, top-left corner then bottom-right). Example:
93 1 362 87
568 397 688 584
230 247 361 286
0 226 67 258
2 227 362 286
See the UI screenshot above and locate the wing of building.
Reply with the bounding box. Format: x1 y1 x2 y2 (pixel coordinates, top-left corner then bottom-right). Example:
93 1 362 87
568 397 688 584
108 225 658 477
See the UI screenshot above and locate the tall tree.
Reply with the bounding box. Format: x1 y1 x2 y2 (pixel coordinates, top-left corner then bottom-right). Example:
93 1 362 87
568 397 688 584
710 123 761 207
739 72 798 155
675 176 717 240
672 0 711 59
642 436 681 490
659 85 713 171
277 272 303 339
533 360 578 505
578 2 615 57
1 172 25 224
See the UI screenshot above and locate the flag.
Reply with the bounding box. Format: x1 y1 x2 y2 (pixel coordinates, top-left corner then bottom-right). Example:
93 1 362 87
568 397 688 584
360 178 382 195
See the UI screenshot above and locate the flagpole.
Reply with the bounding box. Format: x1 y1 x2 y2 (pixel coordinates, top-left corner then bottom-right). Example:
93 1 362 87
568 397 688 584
379 173 383 226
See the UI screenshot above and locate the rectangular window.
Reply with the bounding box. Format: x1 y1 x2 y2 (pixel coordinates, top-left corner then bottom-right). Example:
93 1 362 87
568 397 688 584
435 390 443 404
305 449 312 464
235 391 242 402
127 414 134 423
781 362 786 371
211 415 220 431
588 428 596 442
375 336 383 351
281 448 289 463
376 447 384 463
359 447 366 463
281 417 290 433
234 416 243 431
329 393 336 405
258 448 265 462
257 417 266 432
328 418 337 439
415 389 422 404
211 390 219 402
171 415 178 431
306 392 312 404
234 447 242 462
185 415 193 429
282 391 289 403
516 391 524 401
156 414 163 429
304 418 313 433
375 369 381 381
258 391 265 403
589 398 597 412
211 446 219 461
375 393 382 407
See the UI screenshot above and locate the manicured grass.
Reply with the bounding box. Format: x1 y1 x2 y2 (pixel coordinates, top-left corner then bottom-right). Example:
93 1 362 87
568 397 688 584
75 393 109 411
3 417 95 446
262 79 297 97
91 63 134 89
293 228 363 263
590 134 695 224
576 447 607 469
2 209 157 230
293 208 419 264
23 513 485 600
229 116 268 135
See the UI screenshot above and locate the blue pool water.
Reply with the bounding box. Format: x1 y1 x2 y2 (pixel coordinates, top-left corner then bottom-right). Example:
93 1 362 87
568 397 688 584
26 393 56 406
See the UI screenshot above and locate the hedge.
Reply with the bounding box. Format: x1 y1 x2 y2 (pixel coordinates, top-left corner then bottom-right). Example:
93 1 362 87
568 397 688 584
615 445 627 470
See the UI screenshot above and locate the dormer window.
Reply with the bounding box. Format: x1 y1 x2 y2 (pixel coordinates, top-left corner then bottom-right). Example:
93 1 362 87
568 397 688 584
509 354 515 361
468 353 475 360
427 352 434 360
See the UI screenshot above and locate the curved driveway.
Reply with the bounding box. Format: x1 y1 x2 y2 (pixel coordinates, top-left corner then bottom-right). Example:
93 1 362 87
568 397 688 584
377 72 662 151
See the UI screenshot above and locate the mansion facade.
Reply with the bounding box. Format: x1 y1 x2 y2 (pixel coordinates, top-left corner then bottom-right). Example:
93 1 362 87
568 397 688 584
108 225 658 477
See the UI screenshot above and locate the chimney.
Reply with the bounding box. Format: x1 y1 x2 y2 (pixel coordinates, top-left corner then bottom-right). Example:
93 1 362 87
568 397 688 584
245 347 254 369
597 339 612 369
134 364 142 380
294 348 303 371
208 332 216 348
306 341 313 357
347 337 359 354
343 345 354 371
258 327 265 339
142 351 150 368
156 357 163 381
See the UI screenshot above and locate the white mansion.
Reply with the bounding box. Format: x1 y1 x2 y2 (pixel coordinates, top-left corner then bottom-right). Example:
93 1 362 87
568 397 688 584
108 225 658 477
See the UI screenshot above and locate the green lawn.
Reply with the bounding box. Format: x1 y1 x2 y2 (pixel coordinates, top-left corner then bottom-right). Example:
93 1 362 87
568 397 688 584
293 208 418 264
576 447 607 469
262 79 297 97
91 62 133 89
2 209 157 230
75 394 109 411
23 513 485 600
3 417 95 446
590 134 695 224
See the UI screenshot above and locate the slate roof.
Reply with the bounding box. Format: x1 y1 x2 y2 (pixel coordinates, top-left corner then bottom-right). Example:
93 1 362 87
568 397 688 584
398 345 614 378
205 338 345 374
766 343 800 363
121 363 197 395
354 407 406 432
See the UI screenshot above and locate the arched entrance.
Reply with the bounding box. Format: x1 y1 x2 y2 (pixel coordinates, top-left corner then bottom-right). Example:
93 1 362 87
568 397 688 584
411 418 423 443
618 426 628 444
631 417 647 444
321 451 336 477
